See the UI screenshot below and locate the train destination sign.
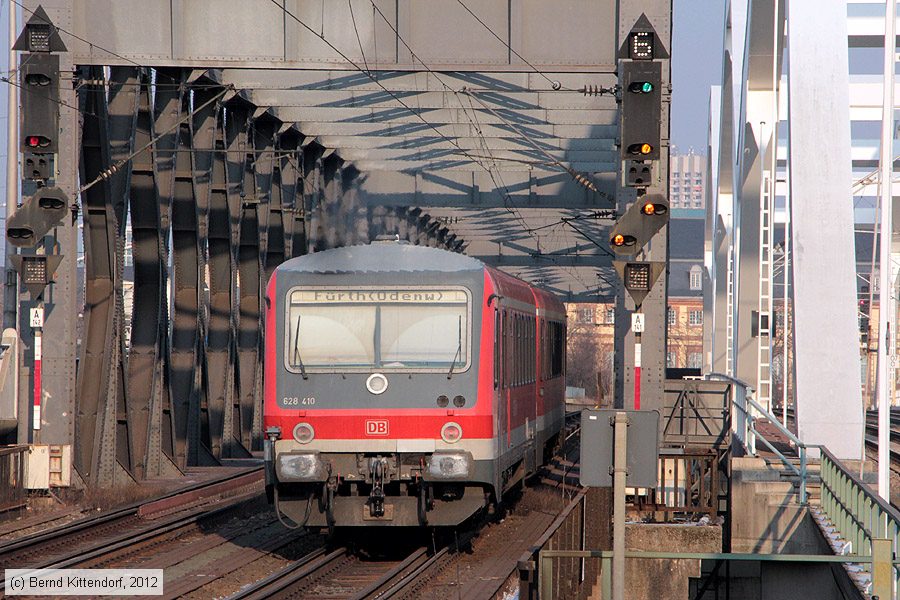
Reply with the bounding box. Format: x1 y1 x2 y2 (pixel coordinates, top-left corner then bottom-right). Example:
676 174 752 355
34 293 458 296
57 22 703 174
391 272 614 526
289 289 469 304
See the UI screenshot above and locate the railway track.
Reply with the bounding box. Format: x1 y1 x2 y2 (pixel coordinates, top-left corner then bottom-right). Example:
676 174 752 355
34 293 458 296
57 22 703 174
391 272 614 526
864 411 900 468
2 420 584 600
228 545 441 600
224 420 583 600
0 467 264 592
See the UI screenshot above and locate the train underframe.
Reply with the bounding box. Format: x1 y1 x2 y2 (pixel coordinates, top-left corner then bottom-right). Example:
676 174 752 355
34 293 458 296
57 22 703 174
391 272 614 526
268 450 496 527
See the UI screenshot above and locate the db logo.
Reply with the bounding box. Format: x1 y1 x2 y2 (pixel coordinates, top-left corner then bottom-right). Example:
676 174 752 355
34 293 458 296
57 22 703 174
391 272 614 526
365 420 389 436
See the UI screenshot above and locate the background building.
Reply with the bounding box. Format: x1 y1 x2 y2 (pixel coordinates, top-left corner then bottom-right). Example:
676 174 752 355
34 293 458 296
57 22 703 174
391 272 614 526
565 217 705 404
669 149 707 210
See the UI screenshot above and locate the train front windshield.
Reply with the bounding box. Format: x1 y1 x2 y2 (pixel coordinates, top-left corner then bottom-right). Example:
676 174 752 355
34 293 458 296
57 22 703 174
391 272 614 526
284 288 470 372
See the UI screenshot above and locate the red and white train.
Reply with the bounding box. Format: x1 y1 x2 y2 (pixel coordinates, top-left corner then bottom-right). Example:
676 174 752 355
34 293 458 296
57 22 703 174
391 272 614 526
263 240 566 527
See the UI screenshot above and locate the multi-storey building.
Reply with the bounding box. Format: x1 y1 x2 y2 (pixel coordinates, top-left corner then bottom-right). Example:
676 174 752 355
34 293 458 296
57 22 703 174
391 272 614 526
668 150 707 210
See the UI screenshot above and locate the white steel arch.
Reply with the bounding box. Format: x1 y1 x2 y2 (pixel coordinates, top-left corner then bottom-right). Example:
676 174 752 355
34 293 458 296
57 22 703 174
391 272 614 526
707 0 863 459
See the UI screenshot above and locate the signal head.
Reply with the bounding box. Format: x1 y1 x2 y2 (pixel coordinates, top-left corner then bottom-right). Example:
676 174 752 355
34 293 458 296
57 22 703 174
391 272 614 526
642 201 667 216
611 233 637 248
26 136 49 149
628 81 654 94
627 143 654 156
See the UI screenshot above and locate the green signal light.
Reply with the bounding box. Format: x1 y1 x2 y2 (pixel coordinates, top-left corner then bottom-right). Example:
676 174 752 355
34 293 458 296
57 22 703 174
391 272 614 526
629 82 654 94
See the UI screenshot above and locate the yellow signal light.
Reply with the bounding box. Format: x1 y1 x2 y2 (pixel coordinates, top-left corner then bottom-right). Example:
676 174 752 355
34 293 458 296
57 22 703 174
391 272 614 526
640 143 652 155
642 203 656 215
612 234 626 246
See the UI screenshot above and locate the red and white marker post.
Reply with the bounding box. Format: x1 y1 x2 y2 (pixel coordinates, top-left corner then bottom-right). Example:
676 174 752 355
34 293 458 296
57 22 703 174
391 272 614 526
30 306 43 434
631 311 645 410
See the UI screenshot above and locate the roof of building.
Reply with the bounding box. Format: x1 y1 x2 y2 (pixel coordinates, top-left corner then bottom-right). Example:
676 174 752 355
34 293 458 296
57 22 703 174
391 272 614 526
670 218 705 260
669 260 703 298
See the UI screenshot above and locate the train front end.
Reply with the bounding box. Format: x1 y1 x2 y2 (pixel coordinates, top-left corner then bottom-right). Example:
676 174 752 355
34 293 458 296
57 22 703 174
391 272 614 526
264 242 496 528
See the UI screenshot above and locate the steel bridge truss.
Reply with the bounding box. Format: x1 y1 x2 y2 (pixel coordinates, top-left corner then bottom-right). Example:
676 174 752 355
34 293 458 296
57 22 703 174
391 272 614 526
74 66 471 482
8 0 672 486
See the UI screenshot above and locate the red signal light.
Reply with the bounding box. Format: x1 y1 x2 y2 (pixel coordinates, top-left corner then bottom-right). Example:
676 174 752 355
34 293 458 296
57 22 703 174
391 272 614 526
25 135 49 149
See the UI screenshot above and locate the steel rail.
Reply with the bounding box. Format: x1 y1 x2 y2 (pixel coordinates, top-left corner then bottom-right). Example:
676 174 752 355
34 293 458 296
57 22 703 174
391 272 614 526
0 491 263 591
225 547 344 600
370 547 450 599
0 467 262 588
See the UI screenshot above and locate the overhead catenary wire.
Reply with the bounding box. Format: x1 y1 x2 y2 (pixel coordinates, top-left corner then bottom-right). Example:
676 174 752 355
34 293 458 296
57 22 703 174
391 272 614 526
364 0 604 293
461 87 605 196
347 0 370 74
78 85 232 194
267 0 494 176
454 0 564 91
0 74 99 117
366 1 599 194
296 0 594 289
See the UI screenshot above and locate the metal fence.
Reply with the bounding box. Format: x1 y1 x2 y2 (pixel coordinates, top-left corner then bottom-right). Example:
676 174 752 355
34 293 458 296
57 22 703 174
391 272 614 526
0 445 27 513
820 446 900 592
536 550 897 600
662 379 733 448
518 490 593 600
635 448 724 519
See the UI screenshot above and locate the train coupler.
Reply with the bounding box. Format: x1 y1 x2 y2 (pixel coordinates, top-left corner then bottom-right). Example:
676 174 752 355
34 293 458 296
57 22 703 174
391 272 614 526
367 458 388 518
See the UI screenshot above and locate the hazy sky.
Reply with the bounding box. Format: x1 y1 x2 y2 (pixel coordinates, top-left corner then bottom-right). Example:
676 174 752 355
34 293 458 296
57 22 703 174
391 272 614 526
670 0 727 155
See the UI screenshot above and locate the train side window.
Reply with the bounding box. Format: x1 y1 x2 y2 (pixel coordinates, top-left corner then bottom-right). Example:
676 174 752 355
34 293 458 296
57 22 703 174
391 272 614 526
493 310 500 389
518 314 524 386
526 317 531 384
514 314 520 386
550 321 563 378
515 314 521 387
505 311 511 388
530 318 535 383
541 320 547 380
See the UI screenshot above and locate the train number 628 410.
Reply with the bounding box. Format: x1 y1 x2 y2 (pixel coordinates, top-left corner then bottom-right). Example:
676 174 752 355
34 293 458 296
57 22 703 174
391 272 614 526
283 396 316 406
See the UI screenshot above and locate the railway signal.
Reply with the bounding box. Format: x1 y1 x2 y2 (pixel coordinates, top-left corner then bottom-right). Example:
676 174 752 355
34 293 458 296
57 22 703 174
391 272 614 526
14 6 66 181
609 194 669 256
9 254 63 298
620 60 662 162
6 186 69 248
614 261 665 308
859 293 871 344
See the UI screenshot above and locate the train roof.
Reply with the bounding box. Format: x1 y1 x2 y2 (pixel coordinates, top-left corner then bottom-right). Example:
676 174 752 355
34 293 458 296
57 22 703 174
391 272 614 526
275 242 485 275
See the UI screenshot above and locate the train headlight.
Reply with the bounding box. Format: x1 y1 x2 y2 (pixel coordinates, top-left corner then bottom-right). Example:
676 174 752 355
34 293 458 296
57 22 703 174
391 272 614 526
441 422 463 444
425 452 472 480
293 422 315 444
275 452 327 482
452 395 466 408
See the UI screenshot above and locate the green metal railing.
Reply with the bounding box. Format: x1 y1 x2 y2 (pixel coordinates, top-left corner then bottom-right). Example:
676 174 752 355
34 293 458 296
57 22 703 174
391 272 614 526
524 376 900 598
538 549 898 599
742 394 808 504
820 446 900 587
710 372 809 504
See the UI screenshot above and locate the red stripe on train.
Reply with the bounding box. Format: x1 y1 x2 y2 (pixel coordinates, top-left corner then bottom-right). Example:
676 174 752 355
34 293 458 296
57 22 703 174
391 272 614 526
267 414 495 439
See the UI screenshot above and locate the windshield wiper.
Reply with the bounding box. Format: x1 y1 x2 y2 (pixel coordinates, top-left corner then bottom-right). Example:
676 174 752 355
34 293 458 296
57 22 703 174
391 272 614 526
292 314 308 380
447 315 462 380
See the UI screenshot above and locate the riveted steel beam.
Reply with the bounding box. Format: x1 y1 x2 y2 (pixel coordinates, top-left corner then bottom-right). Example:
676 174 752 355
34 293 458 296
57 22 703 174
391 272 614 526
304 150 325 252
160 71 204 469
204 104 240 459
127 71 179 479
223 102 253 456
75 66 135 485
279 131 301 260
